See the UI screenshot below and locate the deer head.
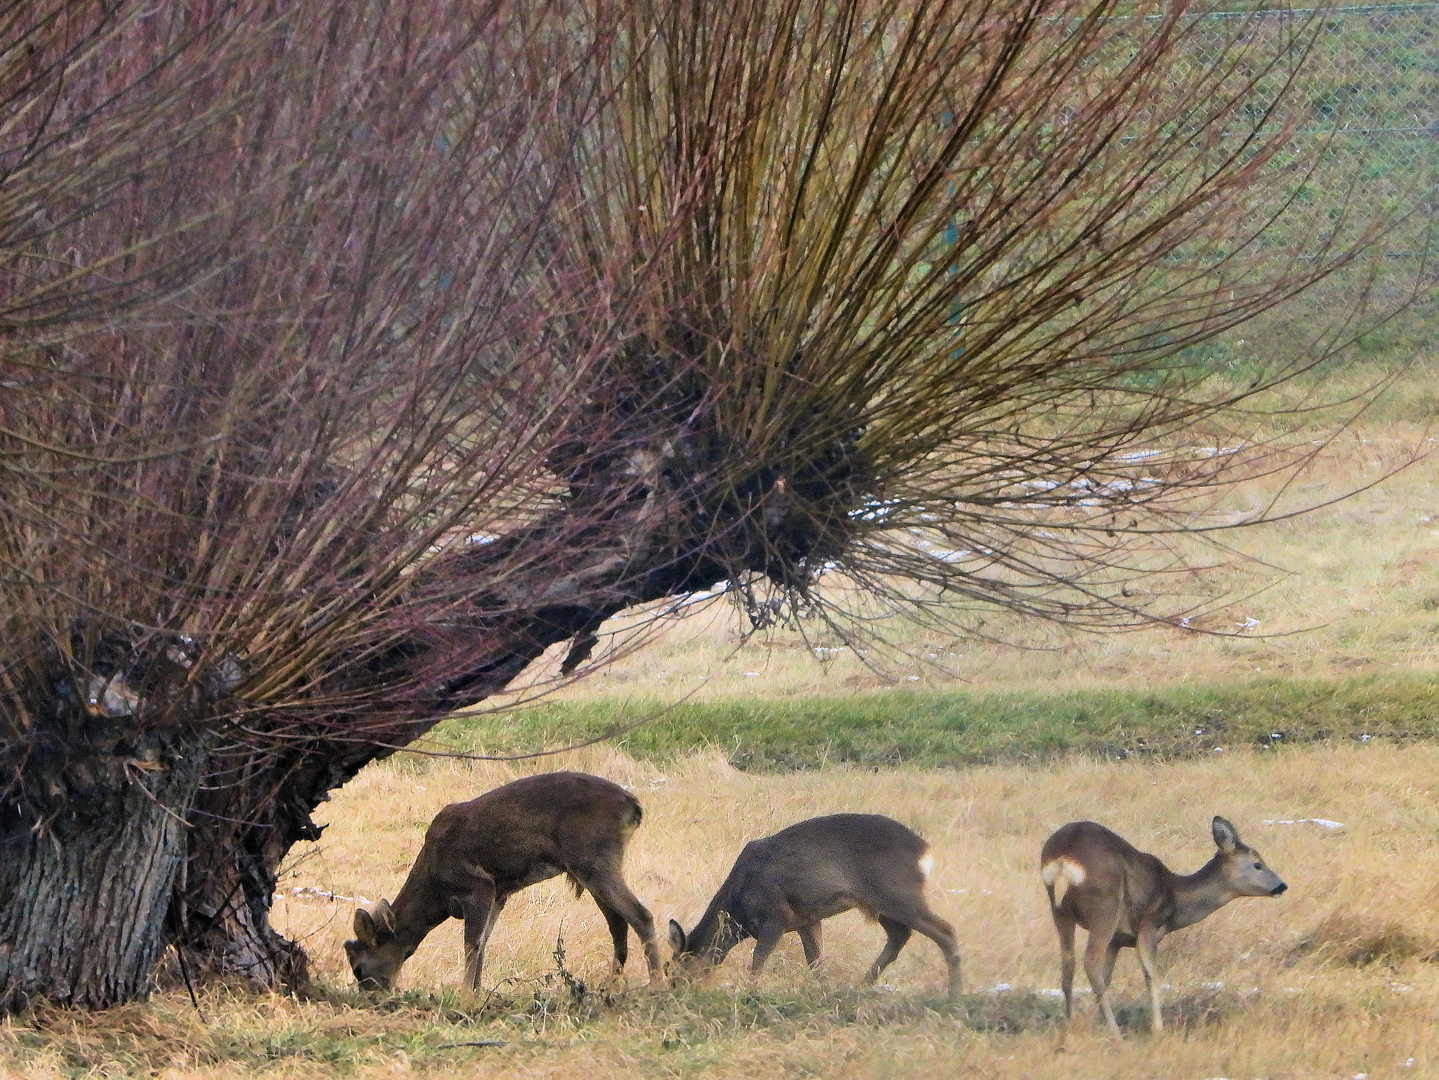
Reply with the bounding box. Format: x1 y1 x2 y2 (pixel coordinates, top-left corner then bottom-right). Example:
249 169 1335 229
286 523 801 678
343 900 411 990
1210 816 1287 898
666 909 744 976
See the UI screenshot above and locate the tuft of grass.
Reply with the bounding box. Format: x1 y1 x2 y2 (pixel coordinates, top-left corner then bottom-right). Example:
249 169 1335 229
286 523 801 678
1 991 436 1077
435 673 1439 771
1294 910 1439 968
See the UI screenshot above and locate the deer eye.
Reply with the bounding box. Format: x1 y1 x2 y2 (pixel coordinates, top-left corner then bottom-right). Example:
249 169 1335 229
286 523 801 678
1252 861 1262 870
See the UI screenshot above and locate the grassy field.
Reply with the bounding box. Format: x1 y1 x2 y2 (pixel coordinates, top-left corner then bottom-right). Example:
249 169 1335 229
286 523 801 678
3 359 1438 1078
8 743 1439 1079
438 674 1439 769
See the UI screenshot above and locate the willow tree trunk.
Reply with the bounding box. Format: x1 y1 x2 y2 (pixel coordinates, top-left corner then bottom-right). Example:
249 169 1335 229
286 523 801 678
0 735 209 1011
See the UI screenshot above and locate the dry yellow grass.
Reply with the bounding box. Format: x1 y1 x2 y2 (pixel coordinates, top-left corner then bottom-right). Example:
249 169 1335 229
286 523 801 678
197 739 1439 1079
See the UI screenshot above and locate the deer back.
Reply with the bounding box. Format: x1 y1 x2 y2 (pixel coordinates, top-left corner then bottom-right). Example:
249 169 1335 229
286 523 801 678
1041 820 1171 932
405 770 642 902
678 813 931 959
749 813 930 915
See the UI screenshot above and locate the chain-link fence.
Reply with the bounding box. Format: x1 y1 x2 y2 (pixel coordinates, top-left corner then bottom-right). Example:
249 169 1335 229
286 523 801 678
1146 3 1439 360
1197 3 1438 260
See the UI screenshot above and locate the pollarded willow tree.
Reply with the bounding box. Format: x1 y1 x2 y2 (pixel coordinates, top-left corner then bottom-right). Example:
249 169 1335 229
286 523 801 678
0 0 635 1007
0 0 1423 1008
535 0 1417 640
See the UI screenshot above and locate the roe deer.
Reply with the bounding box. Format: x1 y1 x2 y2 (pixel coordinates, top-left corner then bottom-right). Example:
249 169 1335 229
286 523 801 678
1040 816 1286 1036
345 771 661 991
667 813 962 1000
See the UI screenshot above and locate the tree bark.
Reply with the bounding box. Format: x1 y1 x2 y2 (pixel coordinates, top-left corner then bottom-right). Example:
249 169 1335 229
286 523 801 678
0 735 208 1011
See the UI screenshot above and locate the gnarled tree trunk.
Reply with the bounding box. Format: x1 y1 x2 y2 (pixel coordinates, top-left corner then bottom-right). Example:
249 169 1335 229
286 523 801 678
0 734 209 1011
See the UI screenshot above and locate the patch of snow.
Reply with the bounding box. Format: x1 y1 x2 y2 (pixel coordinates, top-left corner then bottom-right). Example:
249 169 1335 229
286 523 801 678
1263 818 1344 829
292 886 370 905
1193 445 1243 457
851 499 903 523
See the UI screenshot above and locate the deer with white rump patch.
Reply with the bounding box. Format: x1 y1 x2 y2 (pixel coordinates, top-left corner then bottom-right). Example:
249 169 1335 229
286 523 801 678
667 813 962 1000
345 771 662 991
1040 816 1286 1036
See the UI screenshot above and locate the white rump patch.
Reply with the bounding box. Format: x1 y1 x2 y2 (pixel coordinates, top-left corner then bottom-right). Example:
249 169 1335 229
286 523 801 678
1042 858 1085 906
1041 857 1085 887
918 853 934 880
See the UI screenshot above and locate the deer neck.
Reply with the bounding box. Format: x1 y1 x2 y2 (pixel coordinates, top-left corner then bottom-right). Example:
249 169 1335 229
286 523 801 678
388 872 454 950
687 901 745 965
1166 854 1234 932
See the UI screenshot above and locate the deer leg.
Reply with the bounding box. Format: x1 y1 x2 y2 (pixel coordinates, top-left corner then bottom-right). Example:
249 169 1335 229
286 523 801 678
1100 937 1121 995
797 923 823 968
872 894 963 1000
1083 908 1124 1038
578 865 662 982
907 909 963 1001
748 919 787 977
1135 924 1164 1034
1052 909 1077 1020
863 916 913 986
460 883 500 991
593 898 631 973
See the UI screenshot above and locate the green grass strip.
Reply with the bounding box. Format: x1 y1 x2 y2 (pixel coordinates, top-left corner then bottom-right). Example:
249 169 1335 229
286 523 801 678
434 673 1439 771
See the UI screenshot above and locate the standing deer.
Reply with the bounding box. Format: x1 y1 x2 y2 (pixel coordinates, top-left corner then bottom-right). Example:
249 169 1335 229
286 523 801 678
1040 816 1286 1036
345 771 662 991
667 813 962 1000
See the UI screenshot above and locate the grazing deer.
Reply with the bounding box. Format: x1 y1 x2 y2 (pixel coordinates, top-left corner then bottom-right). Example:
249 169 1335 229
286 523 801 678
345 771 662 991
667 813 962 1000
1040 816 1286 1036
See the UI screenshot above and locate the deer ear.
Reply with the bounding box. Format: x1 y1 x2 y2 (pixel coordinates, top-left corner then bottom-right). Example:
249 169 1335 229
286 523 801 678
373 899 397 939
1212 816 1240 853
667 919 687 955
354 907 378 947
